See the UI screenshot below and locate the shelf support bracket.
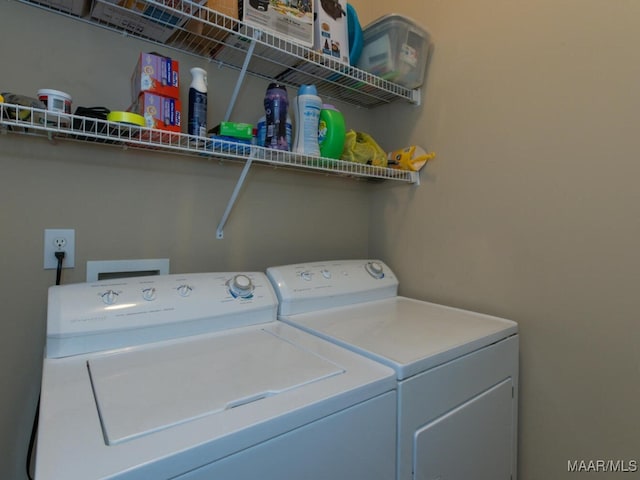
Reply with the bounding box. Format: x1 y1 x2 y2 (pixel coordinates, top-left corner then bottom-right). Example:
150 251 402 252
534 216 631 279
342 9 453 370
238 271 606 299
216 155 254 239
223 30 260 122
216 29 262 238
410 88 421 106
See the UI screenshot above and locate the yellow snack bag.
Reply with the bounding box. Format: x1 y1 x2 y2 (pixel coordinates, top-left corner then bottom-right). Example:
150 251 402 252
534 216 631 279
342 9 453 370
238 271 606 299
341 130 388 167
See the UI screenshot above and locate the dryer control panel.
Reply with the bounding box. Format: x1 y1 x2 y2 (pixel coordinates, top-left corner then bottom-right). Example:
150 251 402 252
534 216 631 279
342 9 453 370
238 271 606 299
267 260 399 316
46 272 277 358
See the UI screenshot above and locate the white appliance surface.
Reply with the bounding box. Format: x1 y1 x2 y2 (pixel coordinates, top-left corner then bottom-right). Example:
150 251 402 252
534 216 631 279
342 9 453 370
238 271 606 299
279 296 517 380
267 259 520 480
89 327 343 445
268 260 517 380
37 272 396 480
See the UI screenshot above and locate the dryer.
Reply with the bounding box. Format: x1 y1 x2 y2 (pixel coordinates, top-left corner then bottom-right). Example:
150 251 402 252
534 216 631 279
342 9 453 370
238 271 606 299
36 271 396 480
267 260 519 480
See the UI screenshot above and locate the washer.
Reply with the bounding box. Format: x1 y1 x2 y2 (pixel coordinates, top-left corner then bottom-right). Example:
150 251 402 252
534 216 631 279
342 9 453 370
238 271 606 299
36 271 396 480
267 260 519 480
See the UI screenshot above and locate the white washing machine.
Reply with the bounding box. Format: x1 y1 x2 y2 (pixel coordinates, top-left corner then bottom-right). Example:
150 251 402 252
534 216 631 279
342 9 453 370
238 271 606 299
267 260 519 480
36 271 397 480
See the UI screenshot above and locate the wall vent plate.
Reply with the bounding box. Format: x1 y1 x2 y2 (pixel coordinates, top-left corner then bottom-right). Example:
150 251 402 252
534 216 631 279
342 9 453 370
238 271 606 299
86 259 169 282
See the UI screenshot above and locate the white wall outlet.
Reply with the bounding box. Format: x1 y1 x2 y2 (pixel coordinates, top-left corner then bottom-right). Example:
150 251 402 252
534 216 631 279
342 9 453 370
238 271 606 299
44 229 75 269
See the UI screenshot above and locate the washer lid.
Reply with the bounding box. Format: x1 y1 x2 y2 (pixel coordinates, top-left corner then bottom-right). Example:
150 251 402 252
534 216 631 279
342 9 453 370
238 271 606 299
89 328 344 445
280 297 518 380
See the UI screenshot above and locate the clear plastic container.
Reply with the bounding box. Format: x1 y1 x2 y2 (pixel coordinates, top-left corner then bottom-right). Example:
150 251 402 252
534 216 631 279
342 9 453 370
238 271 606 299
356 14 431 89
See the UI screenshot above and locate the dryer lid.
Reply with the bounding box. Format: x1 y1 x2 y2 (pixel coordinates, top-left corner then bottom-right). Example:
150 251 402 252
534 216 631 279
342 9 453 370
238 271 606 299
88 328 344 445
281 297 518 380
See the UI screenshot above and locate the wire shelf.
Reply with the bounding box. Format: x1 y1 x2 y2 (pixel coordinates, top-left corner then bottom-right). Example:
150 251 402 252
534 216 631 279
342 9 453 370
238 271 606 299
20 0 419 107
0 104 419 183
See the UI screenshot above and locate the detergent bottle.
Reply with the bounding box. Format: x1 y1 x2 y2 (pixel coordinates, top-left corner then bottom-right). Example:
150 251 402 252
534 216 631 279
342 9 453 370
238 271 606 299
292 85 322 156
318 104 346 159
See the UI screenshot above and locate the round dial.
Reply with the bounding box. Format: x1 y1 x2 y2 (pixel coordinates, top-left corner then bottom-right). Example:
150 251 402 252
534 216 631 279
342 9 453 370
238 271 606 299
177 284 193 297
101 289 118 305
301 271 313 281
228 274 254 298
365 261 385 279
142 287 157 301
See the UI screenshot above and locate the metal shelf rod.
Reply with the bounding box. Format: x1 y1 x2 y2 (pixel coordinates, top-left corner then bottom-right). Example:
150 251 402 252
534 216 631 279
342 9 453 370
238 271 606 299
223 31 260 122
218 31 259 239
216 155 254 239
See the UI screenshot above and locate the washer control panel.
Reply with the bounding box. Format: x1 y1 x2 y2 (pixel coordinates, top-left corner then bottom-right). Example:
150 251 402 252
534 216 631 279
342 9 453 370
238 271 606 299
266 260 399 316
47 272 276 358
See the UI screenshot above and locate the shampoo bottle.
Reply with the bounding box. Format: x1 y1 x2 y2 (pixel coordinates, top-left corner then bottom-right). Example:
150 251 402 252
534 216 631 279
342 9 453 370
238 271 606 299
292 85 322 156
318 104 346 159
188 67 208 137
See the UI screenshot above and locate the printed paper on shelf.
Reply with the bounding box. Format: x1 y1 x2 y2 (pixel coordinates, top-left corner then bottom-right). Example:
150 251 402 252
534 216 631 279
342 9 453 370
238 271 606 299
243 0 314 47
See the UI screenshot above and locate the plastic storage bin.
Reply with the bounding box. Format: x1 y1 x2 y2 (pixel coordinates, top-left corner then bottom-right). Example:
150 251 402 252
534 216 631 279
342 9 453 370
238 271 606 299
356 14 431 89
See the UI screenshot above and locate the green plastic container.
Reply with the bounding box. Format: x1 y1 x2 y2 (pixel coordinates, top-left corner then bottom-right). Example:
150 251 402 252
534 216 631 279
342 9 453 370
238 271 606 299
318 104 346 159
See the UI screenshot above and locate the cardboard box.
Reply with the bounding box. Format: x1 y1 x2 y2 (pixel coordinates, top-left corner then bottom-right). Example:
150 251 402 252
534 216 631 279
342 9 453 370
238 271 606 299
31 0 90 16
184 0 240 33
242 0 314 47
174 0 242 57
131 92 182 132
314 0 349 64
91 0 204 42
131 52 180 102
212 121 253 140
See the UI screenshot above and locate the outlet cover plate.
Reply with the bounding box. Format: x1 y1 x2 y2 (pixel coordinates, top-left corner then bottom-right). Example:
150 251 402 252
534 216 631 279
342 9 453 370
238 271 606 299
44 229 75 269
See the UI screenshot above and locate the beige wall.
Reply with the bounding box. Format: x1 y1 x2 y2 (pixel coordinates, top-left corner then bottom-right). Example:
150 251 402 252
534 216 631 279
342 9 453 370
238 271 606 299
353 0 640 478
5 1 640 479
0 2 373 479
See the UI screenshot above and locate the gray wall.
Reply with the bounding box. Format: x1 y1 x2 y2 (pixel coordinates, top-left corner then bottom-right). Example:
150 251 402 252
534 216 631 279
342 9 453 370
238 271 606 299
353 0 640 479
0 2 373 478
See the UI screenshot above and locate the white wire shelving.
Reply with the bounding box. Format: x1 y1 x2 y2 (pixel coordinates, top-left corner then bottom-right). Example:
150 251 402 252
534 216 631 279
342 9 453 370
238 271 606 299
0 103 419 235
0 103 417 183
20 0 421 108
11 0 424 237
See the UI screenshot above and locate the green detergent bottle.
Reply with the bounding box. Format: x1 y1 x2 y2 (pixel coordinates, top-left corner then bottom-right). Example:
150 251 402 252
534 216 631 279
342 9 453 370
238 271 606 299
318 104 346 159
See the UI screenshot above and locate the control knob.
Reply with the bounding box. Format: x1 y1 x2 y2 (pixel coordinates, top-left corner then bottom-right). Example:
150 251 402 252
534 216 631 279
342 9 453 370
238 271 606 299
177 284 193 297
142 287 157 301
365 261 385 279
101 289 119 305
228 274 254 298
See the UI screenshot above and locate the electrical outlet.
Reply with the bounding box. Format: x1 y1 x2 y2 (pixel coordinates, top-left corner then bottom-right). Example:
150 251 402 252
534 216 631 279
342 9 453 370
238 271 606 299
44 229 75 269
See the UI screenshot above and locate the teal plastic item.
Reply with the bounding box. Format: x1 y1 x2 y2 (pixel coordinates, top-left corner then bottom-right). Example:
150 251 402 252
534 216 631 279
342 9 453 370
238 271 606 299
347 4 363 65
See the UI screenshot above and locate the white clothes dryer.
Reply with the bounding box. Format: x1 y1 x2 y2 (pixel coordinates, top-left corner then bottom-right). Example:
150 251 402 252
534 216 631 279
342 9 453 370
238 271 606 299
36 271 397 480
267 260 519 480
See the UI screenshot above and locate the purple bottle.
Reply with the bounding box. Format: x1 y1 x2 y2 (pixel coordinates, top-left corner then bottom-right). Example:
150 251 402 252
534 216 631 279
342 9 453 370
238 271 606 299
264 82 289 151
